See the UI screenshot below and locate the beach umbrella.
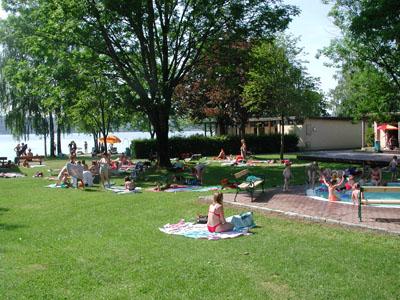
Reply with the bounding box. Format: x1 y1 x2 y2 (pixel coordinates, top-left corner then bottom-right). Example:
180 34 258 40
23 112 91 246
377 124 398 131
98 134 122 144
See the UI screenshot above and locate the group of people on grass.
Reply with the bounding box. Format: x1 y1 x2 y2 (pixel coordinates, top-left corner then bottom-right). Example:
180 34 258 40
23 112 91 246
14 143 34 167
56 152 113 189
55 151 146 190
214 139 249 163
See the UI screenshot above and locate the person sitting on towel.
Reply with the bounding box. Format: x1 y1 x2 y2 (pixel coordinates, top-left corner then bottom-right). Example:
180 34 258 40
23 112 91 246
124 176 135 191
216 148 226 160
207 192 234 233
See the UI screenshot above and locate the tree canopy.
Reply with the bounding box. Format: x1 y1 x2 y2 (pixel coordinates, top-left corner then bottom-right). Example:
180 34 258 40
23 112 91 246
243 38 325 158
0 0 299 165
322 0 400 119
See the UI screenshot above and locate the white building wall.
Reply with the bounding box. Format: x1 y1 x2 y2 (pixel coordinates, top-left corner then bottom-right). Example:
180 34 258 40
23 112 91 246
287 119 362 150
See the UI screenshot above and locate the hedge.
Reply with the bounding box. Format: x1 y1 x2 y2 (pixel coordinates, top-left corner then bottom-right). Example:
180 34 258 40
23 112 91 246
131 134 299 159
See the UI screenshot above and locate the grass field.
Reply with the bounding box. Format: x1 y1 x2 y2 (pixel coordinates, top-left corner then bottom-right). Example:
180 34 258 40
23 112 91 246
1 155 399 299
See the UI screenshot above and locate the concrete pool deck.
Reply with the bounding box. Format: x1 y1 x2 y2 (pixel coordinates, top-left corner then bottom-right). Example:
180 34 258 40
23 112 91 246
199 186 400 235
297 149 397 167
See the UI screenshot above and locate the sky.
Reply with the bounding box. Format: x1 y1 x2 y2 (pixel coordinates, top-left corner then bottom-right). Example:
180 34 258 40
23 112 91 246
284 0 341 94
0 1 339 93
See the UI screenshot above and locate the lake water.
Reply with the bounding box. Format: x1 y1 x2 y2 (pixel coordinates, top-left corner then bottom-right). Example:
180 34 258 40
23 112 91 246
0 130 203 160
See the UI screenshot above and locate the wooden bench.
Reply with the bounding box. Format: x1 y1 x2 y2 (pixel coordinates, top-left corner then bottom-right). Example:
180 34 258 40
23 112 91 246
0 157 7 167
233 169 265 202
20 155 45 165
358 186 400 221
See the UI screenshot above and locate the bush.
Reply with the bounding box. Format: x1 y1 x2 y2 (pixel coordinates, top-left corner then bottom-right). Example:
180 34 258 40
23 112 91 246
131 134 299 159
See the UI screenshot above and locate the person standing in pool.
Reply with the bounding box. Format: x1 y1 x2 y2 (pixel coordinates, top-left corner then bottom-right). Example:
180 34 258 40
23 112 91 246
351 183 363 205
370 166 382 186
388 156 398 182
322 175 344 201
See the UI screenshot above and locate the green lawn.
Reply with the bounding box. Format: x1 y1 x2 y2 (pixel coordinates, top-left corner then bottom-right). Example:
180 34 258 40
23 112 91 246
1 156 399 299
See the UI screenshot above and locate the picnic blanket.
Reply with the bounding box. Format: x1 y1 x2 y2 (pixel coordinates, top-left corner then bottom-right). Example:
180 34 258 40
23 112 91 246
45 183 64 188
30 164 46 168
163 185 221 193
220 162 256 167
106 186 142 194
159 219 251 240
0 172 25 178
67 162 83 180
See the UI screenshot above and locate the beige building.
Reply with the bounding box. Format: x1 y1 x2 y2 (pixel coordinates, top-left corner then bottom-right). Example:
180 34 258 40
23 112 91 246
287 117 363 150
216 117 363 150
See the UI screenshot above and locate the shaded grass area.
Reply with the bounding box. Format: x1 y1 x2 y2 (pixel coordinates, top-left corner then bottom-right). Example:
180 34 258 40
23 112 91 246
0 156 399 299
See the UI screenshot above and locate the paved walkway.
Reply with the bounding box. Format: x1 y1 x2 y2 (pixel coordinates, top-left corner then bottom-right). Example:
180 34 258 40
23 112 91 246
199 186 400 235
297 150 396 166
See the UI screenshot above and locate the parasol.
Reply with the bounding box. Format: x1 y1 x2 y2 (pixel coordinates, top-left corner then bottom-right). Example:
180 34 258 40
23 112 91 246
98 134 122 144
376 124 398 131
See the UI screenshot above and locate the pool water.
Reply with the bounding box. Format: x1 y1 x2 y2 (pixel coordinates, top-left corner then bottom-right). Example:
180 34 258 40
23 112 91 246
310 184 400 208
313 185 352 203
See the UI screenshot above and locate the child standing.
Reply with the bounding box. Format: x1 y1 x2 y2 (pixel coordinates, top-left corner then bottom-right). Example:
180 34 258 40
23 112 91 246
283 162 292 192
351 183 363 205
99 152 111 188
388 155 398 182
322 175 344 201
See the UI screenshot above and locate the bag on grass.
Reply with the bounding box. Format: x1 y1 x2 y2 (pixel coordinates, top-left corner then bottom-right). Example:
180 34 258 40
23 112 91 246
196 215 208 224
229 212 255 229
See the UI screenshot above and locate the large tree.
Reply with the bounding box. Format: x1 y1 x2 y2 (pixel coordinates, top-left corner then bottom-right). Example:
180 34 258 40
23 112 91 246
321 0 400 117
243 39 325 159
174 40 252 136
49 0 298 166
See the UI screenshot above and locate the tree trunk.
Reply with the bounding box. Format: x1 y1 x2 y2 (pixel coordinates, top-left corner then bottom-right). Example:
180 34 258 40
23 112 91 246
239 123 246 138
101 131 108 155
152 108 171 167
218 118 226 135
280 114 284 160
49 112 55 157
149 120 156 139
44 134 47 157
92 131 98 153
56 126 62 156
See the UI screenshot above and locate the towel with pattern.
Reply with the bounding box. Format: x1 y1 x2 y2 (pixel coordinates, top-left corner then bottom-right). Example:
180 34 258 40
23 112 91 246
106 186 142 194
163 185 221 193
159 219 251 240
0 172 25 178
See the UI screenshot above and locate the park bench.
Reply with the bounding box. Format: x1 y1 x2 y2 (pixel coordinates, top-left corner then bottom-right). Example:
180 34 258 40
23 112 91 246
20 155 45 165
358 186 400 221
233 169 265 202
0 157 7 167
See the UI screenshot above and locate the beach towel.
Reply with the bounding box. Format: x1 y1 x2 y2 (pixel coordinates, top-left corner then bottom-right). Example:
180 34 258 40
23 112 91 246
45 183 65 188
0 172 25 178
30 164 46 168
66 163 83 180
106 186 142 194
159 219 252 240
163 185 221 193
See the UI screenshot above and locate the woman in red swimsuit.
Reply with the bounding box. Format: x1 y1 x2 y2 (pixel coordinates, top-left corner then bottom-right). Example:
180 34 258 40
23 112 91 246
207 192 234 233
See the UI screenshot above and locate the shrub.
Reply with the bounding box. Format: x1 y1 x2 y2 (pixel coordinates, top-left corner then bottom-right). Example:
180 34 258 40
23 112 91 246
131 134 298 159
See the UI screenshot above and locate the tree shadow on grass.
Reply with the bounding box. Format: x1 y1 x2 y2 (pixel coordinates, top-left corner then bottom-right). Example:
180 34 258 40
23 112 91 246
0 223 26 231
0 208 10 214
82 187 100 192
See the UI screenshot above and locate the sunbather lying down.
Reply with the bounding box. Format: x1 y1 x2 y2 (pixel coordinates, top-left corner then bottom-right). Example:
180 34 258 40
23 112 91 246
153 183 178 191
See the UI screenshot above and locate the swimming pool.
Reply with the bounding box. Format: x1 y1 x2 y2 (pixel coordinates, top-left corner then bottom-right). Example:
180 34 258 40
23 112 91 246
307 184 400 208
